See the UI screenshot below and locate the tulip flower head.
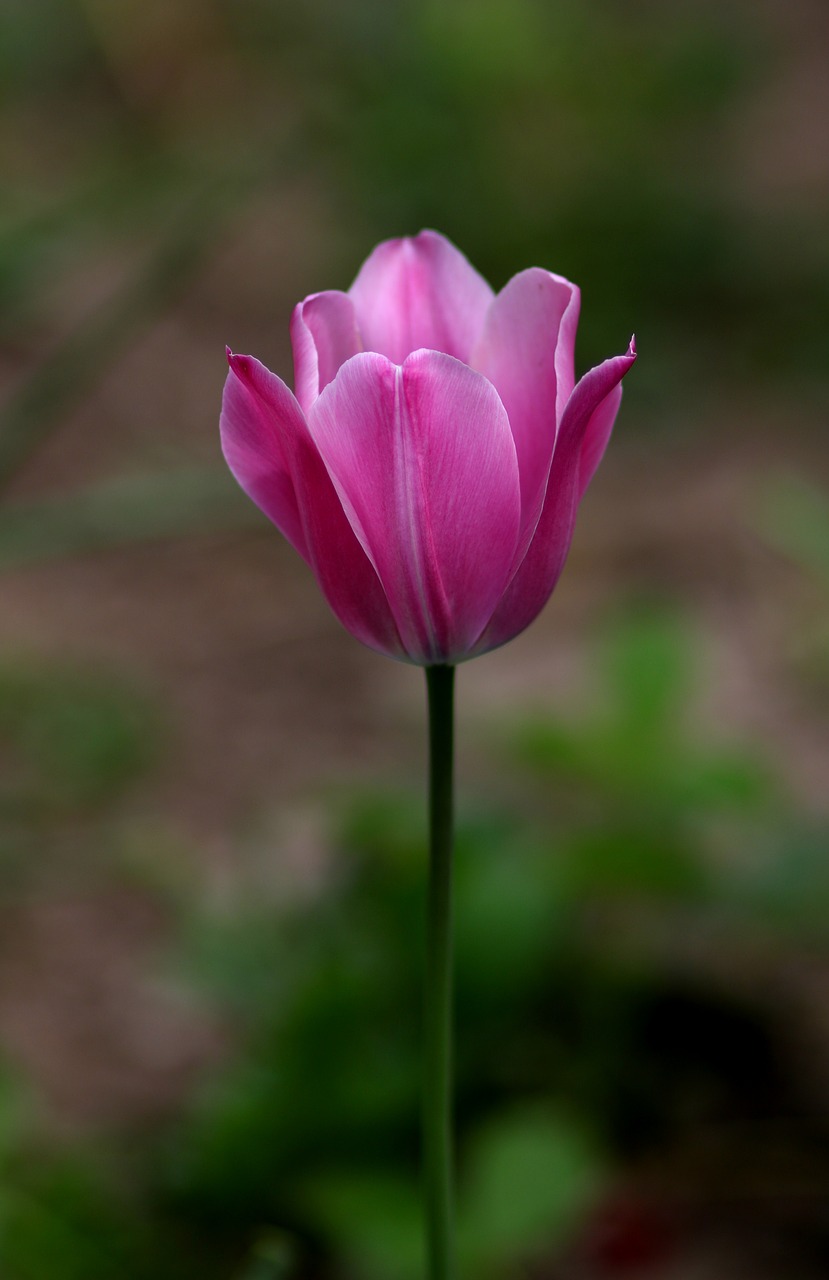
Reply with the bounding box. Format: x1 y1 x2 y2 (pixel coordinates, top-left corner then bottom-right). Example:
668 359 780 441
221 230 635 664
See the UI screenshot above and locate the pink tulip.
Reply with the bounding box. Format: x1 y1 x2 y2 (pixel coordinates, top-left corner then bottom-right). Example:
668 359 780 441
221 230 635 665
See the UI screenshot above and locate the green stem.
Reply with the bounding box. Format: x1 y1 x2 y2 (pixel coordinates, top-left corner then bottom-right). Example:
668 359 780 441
423 663 456 1280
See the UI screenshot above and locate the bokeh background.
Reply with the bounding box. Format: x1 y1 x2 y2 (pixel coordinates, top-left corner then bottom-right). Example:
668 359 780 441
1 1 828 1277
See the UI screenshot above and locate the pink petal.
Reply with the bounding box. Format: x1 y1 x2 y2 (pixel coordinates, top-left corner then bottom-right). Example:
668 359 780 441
221 349 308 560
308 350 522 664
348 230 494 365
472 268 580 546
222 352 403 659
475 338 636 654
290 291 362 414
578 335 636 498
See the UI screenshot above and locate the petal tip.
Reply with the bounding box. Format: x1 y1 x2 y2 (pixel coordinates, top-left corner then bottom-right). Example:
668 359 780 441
227 350 254 380
628 334 637 358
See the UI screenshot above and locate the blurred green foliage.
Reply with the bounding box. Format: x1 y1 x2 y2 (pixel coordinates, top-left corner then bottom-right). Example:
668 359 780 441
0 663 158 813
0 469 260 567
755 474 829 696
3 612 827 1278
126 610 829 1273
758 474 829 583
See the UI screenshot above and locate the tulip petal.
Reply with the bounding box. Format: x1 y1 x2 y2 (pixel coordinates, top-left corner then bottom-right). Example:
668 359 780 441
472 269 580 544
290 291 362 414
475 339 636 654
222 352 403 658
221 350 308 560
578 336 636 498
308 350 522 663
348 230 494 365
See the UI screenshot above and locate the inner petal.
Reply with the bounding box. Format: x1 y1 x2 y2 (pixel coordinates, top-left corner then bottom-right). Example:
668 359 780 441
348 230 494 365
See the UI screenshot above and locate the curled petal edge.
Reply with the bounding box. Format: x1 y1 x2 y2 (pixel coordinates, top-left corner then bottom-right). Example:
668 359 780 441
224 351 404 660
471 337 637 656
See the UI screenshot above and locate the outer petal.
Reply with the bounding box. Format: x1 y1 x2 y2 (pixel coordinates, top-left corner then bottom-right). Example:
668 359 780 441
577 346 631 498
290 291 362 414
221 350 308 560
471 269 580 547
474 338 637 655
222 353 403 659
308 350 522 664
348 230 494 365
